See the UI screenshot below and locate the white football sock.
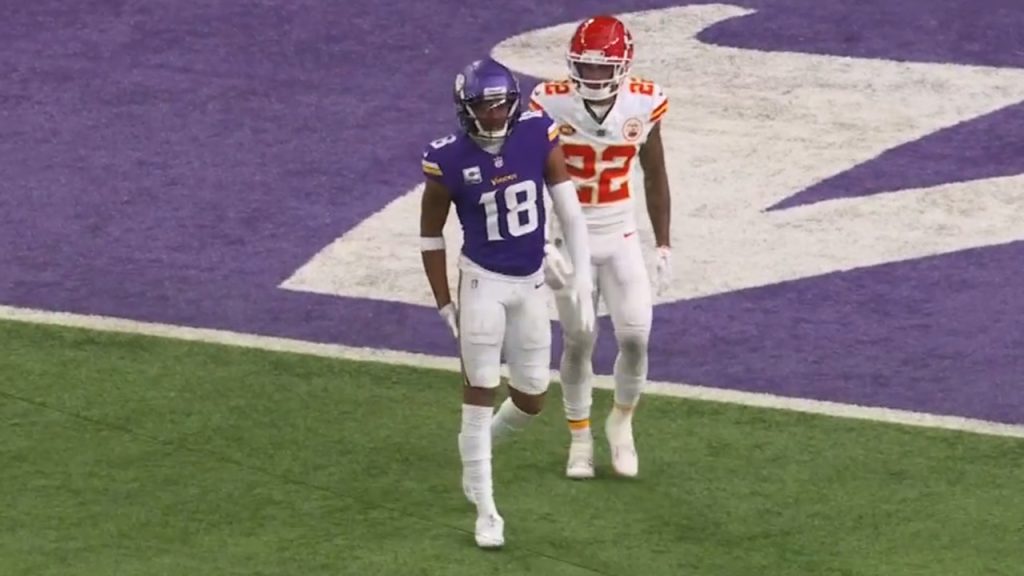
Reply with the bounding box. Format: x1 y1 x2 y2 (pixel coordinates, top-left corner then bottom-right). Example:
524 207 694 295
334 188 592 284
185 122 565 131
613 332 648 407
568 418 592 443
561 335 595 428
458 403 497 517
490 397 534 445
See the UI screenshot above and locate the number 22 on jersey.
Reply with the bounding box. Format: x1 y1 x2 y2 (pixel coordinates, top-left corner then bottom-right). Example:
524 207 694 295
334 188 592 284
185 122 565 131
479 180 540 241
561 144 638 205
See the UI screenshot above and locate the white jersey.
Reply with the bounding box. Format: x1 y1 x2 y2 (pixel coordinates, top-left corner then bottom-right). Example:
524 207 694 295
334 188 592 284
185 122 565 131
530 78 668 236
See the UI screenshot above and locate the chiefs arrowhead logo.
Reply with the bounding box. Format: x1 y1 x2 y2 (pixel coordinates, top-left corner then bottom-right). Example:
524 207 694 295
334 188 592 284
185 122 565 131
623 117 644 141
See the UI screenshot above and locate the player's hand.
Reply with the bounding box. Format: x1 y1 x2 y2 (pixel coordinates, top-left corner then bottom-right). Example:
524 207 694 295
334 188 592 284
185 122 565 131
543 243 572 292
438 302 458 339
655 245 672 296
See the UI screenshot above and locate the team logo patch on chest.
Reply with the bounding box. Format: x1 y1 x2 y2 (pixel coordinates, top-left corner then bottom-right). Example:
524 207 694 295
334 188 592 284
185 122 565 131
623 117 644 142
462 166 482 184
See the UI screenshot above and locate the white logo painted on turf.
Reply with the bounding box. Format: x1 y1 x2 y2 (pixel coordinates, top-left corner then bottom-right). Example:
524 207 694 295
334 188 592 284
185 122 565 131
281 4 1024 312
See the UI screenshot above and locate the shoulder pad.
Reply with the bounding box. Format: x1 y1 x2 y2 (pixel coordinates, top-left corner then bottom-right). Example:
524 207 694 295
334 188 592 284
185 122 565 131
535 79 574 98
623 78 668 122
518 109 545 122
530 80 573 112
516 109 559 142
421 133 458 179
624 77 664 100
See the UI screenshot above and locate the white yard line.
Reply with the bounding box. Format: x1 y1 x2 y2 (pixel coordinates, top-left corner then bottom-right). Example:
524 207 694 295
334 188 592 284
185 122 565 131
2 304 1022 439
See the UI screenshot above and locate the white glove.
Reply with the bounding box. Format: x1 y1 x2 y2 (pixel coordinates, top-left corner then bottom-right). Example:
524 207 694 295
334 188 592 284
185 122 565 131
542 243 573 292
438 302 458 339
545 242 594 334
655 246 672 296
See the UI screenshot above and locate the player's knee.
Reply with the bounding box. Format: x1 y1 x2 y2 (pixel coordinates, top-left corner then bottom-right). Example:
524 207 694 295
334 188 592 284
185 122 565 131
565 329 596 349
615 328 649 362
563 326 597 355
509 368 550 399
464 364 502 390
509 387 546 415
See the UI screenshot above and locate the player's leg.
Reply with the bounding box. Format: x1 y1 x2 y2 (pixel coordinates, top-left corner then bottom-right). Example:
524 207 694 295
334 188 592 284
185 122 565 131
491 282 552 445
554 263 600 479
599 233 653 477
457 272 507 547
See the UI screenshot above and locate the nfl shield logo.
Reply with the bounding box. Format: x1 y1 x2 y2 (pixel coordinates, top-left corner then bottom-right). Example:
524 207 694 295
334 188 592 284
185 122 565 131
494 156 504 168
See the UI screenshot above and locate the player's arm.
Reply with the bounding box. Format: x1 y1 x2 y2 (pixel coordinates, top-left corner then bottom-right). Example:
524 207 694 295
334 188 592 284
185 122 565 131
544 145 593 293
420 178 453 309
639 121 671 249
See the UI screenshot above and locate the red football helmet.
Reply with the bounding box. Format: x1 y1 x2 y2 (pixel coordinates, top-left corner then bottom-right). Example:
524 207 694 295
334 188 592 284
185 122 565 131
566 15 635 101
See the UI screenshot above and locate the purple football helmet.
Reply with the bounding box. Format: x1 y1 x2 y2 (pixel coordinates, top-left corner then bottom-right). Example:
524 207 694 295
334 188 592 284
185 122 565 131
453 58 522 140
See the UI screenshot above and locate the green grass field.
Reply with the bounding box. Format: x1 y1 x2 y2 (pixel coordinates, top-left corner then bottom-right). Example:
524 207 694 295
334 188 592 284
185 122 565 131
2 319 1022 575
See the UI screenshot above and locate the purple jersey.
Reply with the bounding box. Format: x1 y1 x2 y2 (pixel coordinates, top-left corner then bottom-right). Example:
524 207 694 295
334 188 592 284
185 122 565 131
422 110 560 277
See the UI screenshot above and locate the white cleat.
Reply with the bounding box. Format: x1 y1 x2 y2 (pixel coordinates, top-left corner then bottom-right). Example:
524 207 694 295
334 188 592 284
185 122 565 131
474 512 505 549
606 416 639 478
565 440 595 479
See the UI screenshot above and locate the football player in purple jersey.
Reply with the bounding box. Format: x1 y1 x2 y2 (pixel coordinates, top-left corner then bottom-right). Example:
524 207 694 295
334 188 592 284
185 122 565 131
419 58 593 549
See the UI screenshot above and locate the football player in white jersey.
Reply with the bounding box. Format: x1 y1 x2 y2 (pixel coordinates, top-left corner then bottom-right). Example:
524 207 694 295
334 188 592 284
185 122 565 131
529 14 673 480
